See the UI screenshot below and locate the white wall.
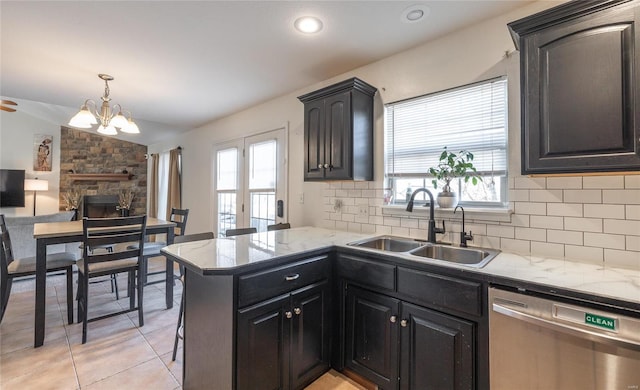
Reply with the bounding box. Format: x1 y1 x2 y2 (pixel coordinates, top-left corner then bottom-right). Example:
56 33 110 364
0 104 63 216
148 1 560 236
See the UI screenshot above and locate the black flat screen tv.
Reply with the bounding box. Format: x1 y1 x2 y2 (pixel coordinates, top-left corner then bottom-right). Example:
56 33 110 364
0 169 26 207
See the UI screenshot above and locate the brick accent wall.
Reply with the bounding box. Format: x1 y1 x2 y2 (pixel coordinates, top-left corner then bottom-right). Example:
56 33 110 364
320 175 640 270
59 127 147 216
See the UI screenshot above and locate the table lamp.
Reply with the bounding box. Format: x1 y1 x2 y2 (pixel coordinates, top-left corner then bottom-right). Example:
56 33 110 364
24 178 49 216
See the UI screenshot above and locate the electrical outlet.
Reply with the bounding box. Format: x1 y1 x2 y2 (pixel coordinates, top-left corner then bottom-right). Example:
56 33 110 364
358 205 369 216
299 192 304 204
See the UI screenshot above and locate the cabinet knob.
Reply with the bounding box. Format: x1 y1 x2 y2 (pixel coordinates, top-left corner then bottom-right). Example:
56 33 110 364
323 163 329 169
390 315 397 323
318 164 323 169
294 307 301 315
400 319 408 327
285 311 293 319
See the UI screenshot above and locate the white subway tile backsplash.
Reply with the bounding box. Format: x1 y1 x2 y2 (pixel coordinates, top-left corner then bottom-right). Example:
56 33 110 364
530 189 563 203
547 230 583 245
500 238 531 254
583 176 624 189
546 176 582 189
515 227 546 242
563 190 602 204
565 245 603 264
583 232 626 250
603 190 640 205
508 189 530 201
625 175 640 189
626 205 640 220
530 215 564 230
531 241 565 258
604 219 640 236
322 172 638 267
604 249 640 270
514 202 547 215
584 204 625 219
626 236 640 251
487 225 515 238
547 203 582 217
514 176 546 189
564 217 603 233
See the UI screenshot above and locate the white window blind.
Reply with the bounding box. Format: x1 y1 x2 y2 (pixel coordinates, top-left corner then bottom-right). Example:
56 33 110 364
385 77 507 179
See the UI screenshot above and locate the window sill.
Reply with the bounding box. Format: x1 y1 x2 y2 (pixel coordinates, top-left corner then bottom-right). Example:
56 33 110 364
381 205 513 222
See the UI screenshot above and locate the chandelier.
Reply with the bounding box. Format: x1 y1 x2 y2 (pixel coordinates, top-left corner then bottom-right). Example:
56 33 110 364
68 74 140 135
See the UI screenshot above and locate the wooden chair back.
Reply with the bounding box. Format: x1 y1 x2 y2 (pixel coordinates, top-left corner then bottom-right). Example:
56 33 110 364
225 227 257 237
174 231 214 244
170 208 189 236
0 215 15 275
267 223 291 231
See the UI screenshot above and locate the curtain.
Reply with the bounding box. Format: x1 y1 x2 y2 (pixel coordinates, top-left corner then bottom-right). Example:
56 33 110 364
149 154 159 219
166 148 182 219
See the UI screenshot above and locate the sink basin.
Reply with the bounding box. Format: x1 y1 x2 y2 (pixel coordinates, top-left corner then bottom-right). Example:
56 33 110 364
409 245 499 268
347 236 425 252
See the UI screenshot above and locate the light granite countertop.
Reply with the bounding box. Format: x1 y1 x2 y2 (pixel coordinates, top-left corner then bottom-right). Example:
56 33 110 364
161 227 640 308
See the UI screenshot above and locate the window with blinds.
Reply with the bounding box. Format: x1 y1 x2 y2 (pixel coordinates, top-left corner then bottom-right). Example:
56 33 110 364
384 77 508 207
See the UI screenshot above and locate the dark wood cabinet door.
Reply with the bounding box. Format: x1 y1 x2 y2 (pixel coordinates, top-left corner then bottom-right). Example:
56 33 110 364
324 91 352 180
345 286 400 389
290 281 331 390
237 294 291 390
514 0 640 174
303 98 326 180
399 302 474 390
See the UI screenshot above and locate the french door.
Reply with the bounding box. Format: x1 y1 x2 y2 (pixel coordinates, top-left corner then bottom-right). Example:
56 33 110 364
213 127 287 237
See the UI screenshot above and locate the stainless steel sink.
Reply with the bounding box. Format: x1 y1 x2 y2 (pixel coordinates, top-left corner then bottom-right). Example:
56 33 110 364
408 245 500 268
347 236 425 252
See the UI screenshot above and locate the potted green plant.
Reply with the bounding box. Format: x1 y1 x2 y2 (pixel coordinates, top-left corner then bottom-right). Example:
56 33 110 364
428 147 481 208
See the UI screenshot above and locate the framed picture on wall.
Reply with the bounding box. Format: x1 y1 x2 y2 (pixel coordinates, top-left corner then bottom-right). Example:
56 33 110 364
34 134 53 171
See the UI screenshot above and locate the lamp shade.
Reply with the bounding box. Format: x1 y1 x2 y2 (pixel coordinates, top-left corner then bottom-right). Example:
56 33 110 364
25 179 49 191
68 106 98 128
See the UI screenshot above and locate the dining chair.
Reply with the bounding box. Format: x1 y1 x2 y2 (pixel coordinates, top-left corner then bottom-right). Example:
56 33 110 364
127 208 189 285
0 214 77 325
267 222 291 231
77 215 147 344
171 231 215 361
225 227 257 237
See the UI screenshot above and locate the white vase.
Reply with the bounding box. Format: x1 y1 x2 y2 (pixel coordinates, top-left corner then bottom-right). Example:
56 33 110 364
437 191 458 208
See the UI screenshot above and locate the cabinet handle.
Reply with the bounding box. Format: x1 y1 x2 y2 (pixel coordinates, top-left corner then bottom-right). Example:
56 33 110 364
323 163 329 169
318 164 323 169
285 311 293 319
294 307 301 315
400 319 408 327
390 315 397 323
285 274 300 281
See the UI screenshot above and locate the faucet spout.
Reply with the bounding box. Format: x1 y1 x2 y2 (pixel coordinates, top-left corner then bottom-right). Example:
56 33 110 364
454 205 473 247
406 188 438 243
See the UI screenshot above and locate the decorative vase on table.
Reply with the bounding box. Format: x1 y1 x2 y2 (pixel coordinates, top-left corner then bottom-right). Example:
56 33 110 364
120 208 130 217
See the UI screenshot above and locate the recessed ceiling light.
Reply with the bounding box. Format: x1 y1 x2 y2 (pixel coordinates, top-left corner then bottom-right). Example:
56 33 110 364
294 16 323 34
401 5 430 23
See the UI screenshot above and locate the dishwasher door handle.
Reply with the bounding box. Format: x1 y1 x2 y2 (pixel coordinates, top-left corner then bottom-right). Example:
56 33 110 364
492 302 640 351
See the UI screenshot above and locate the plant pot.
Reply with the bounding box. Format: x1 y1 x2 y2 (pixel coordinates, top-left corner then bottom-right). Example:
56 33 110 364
437 191 458 208
120 208 130 217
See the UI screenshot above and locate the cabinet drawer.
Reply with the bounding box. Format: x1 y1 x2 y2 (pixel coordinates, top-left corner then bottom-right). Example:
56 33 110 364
337 254 395 292
238 255 330 308
397 267 482 317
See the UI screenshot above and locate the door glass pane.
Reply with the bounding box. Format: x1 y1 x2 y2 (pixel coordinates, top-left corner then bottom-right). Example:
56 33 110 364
217 148 238 190
249 191 275 232
249 140 276 189
218 192 236 236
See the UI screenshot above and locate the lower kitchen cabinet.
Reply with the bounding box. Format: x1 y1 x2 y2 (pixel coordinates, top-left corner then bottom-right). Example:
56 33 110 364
400 302 474 390
237 280 331 390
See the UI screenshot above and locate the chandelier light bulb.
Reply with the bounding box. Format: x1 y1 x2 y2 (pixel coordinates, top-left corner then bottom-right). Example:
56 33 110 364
110 111 129 129
120 118 140 134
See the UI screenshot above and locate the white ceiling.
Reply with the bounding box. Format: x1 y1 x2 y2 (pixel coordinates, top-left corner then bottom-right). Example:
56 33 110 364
1 1 532 145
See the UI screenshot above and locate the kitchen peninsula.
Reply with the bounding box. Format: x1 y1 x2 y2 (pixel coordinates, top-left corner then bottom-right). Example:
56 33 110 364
162 227 640 390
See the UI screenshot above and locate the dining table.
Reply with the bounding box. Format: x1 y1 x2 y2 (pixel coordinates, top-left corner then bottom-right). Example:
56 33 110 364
33 217 176 347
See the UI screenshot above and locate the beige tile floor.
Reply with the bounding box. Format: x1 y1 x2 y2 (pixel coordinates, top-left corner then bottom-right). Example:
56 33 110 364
0 258 365 390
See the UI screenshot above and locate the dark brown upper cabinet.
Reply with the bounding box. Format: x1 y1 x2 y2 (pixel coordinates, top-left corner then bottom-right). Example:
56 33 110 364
298 78 377 181
509 0 640 174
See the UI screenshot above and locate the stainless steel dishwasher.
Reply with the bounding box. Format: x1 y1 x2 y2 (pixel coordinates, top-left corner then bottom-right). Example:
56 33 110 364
489 287 640 390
